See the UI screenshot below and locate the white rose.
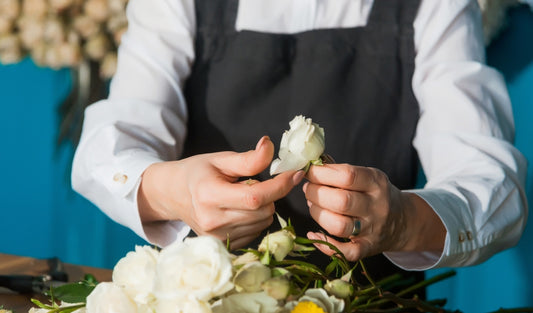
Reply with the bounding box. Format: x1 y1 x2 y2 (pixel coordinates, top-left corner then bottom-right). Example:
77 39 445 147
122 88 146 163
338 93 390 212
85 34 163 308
233 261 272 292
284 288 344 313
270 115 325 175
258 229 295 262
154 236 234 302
112 245 159 305
86 282 137 313
211 292 279 313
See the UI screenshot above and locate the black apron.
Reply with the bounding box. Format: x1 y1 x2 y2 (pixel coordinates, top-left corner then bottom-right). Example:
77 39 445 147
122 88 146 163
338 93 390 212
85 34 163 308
183 0 424 289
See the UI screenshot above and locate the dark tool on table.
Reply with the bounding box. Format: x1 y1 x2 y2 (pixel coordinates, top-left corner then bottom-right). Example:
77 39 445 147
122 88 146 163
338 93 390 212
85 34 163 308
0 257 69 294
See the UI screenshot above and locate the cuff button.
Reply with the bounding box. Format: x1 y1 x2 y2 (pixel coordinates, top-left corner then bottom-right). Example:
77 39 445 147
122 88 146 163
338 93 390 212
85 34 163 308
113 173 128 184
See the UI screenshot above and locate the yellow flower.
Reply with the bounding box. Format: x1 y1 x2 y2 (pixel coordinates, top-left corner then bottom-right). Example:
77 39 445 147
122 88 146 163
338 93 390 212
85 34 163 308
291 301 326 313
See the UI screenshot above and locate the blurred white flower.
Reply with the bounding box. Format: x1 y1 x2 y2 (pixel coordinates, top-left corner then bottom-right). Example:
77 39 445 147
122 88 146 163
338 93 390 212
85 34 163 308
18 17 45 49
49 0 74 11
0 0 20 20
43 17 66 44
270 115 325 175
154 236 234 302
0 34 22 64
0 17 14 35
99 51 117 78
84 33 110 60
73 15 101 39
84 0 109 22
22 0 47 19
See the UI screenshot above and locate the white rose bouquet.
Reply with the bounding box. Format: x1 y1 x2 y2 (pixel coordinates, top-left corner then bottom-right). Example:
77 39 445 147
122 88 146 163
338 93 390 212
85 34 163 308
26 115 533 313
30 214 462 313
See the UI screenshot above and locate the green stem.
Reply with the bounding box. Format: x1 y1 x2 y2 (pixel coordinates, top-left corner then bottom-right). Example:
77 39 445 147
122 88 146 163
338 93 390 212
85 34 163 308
359 260 382 296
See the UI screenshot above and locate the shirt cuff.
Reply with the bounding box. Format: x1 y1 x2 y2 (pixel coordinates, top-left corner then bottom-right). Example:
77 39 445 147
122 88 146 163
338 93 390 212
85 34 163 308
384 188 478 270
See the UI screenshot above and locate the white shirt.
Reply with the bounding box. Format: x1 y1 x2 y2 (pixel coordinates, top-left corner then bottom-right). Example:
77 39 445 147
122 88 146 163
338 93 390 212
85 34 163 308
71 0 528 270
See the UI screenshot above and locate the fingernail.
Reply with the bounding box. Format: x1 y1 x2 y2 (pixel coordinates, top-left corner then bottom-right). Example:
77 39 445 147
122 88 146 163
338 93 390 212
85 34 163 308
292 170 305 185
307 232 320 240
255 136 269 151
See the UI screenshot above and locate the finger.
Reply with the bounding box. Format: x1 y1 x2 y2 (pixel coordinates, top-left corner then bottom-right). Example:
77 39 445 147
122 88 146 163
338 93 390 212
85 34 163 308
192 201 275 233
307 232 370 262
211 136 274 177
227 217 275 250
306 164 382 192
307 201 355 238
201 170 305 210
303 182 371 216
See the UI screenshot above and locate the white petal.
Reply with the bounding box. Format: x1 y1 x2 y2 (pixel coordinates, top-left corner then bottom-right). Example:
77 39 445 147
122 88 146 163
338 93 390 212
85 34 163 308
269 154 309 175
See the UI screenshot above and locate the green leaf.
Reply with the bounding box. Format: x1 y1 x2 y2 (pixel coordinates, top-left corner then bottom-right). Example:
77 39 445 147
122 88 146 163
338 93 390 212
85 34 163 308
45 282 96 304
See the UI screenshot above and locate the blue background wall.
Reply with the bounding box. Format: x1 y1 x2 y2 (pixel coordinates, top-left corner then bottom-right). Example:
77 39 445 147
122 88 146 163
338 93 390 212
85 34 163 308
0 5 532 312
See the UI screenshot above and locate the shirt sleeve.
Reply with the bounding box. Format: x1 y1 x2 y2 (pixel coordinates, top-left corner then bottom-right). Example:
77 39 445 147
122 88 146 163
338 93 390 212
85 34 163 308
71 0 196 247
384 0 528 270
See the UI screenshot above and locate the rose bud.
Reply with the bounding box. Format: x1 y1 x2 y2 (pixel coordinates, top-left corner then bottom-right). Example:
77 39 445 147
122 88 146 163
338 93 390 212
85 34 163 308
261 276 291 300
324 279 354 299
258 229 295 262
270 115 325 175
233 261 272 293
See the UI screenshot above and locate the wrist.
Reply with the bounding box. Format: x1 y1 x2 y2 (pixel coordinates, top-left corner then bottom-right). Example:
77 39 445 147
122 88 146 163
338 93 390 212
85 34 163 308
138 162 175 223
398 192 446 253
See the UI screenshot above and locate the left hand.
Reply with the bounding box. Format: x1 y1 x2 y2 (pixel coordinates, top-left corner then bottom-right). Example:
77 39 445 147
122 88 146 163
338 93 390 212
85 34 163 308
303 164 445 261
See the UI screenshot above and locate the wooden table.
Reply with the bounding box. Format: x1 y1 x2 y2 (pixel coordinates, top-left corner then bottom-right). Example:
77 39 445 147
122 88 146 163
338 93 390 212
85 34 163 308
0 253 111 312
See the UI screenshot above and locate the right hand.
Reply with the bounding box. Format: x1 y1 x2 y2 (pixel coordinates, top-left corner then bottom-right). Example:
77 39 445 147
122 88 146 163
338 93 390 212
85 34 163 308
138 136 305 249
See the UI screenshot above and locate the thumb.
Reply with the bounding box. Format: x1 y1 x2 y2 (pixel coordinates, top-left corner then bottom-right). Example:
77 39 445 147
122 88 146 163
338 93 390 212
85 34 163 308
212 136 275 177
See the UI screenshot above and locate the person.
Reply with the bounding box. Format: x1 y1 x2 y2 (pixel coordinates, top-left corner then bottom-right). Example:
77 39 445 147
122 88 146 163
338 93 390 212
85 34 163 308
72 0 527 282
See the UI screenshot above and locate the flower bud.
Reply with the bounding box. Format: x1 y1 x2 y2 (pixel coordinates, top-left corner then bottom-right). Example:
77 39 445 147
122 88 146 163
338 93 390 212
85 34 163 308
261 276 291 300
258 229 295 262
270 115 325 175
233 261 271 293
232 251 259 266
324 279 354 299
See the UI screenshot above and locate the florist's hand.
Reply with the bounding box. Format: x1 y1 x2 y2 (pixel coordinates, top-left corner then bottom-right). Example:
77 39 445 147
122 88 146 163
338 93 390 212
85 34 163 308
303 164 445 261
138 136 305 249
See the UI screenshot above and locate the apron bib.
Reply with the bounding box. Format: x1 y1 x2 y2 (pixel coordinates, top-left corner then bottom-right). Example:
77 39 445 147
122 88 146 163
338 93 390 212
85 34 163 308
184 0 423 287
